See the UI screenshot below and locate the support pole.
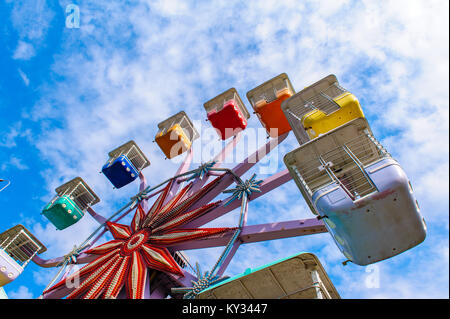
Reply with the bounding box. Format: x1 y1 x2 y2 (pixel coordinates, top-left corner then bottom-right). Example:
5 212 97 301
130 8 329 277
169 218 327 251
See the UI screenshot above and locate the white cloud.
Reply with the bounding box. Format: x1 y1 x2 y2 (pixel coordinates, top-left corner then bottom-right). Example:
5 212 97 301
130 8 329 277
0 122 32 148
1 156 29 171
12 41 36 60
7 0 55 60
8 0 54 42
151 0 190 16
8 285 33 299
18 69 30 86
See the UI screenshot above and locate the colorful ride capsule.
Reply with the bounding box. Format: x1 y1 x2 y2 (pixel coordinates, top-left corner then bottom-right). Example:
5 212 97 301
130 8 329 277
41 177 100 230
0 225 46 287
102 140 150 189
284 118 426 266
246 73 295 138
155 111 199 159
282 74 365 145
204 88 250 140
197 253 339 299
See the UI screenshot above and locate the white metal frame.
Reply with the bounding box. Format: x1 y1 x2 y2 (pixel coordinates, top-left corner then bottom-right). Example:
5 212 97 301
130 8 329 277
284 118 390 215
246 73 295 108
156 111 200 143
106 140 151 171
204 88 250 119
55 177 100 211
0 225 46 268
281 74 349 145
197 253 339 299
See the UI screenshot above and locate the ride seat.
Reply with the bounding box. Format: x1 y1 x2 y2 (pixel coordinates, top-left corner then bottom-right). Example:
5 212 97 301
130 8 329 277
207 99 248 140
302 93 364 139
41 195 84 230
155 124 192 159
254 87 293 138
102 155 139 189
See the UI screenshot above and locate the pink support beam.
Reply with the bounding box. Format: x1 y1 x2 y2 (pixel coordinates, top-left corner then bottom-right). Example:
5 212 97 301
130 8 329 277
240 218 327 243
184 168 293 229
149 285 168 299
139 171 149 212
86 207 107 225
169 218 327 251
164 147 194 205
83 170 150 226
33 252 97 269
233 132 289 177
213 132 242 165
187 133 289 212
187 133 242 196
139 171 148 192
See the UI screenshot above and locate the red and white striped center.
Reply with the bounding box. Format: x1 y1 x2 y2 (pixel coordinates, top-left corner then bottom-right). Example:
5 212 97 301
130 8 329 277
121 230 148 255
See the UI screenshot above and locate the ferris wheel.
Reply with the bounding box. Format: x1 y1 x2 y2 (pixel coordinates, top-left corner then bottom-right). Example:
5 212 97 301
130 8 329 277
0 73 427 299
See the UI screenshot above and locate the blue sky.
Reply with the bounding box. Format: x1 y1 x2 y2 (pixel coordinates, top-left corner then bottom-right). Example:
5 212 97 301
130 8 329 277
0 0 448 299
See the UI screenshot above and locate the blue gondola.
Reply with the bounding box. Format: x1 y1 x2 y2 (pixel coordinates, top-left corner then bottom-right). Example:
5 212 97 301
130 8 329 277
102 140 150 188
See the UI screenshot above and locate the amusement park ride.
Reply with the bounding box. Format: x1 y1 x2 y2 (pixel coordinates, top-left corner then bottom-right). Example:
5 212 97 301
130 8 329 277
0 74 427 299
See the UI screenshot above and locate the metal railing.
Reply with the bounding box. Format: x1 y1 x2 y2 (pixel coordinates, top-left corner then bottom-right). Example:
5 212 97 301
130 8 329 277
254 78 292 105
293 131 389 200
125 145 147 171
107 143 149 172
1 230 41 267
157 116 197 142
288 82 347 121
62 182 97 211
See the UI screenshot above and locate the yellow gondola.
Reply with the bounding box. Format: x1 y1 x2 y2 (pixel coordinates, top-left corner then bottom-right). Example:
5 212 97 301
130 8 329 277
282 74 364 144
155 111 199 159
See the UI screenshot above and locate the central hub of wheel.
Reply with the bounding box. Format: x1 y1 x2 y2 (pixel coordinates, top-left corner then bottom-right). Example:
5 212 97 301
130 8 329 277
121 230 148 256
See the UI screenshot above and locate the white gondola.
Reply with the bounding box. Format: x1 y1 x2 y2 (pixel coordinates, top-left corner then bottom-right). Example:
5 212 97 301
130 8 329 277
284 118 426 265
197 253 339 299
0 225 46 287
